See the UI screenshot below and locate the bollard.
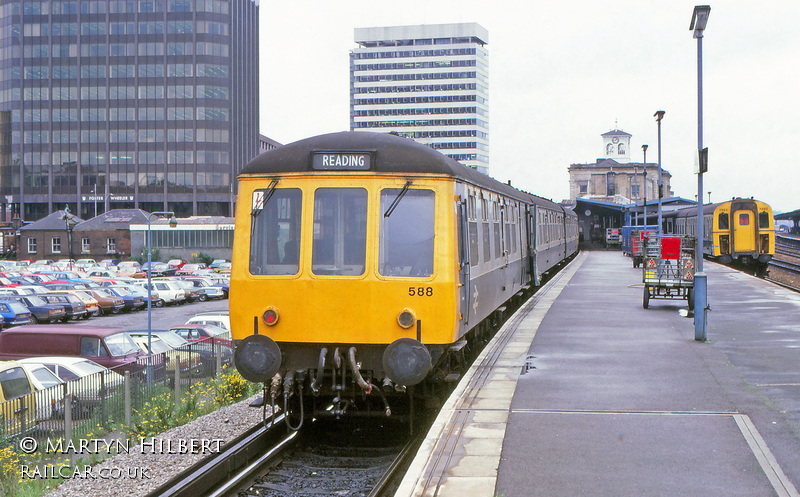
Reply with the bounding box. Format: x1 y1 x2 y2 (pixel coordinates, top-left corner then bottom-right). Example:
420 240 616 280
215 342 222 377
694 272 707 341
174 362 180 410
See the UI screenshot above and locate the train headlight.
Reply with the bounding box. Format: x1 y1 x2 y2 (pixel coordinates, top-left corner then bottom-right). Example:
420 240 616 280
397 309 415 329
262 307 279 326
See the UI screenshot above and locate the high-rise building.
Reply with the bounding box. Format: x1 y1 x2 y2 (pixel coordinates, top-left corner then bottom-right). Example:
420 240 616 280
350 23 489 174
0 0 259 221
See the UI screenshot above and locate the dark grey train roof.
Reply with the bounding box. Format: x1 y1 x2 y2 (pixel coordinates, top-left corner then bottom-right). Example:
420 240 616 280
241 131 571 214
665 198 763 219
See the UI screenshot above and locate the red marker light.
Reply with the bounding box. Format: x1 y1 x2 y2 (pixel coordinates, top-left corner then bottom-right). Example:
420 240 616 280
262 308 279 326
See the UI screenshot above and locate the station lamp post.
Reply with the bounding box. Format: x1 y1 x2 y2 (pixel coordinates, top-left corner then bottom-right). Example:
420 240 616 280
691 5 711 341
654 110 665 233
146 211 177 384
641 144 648 227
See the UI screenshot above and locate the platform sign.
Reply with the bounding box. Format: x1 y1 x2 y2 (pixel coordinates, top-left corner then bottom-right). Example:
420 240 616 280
694 147 708 174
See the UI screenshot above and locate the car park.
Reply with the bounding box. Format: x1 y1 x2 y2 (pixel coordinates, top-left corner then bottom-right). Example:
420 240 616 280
0 360 38 437
0 295 67 324
0 300 32 328
19 357 124 418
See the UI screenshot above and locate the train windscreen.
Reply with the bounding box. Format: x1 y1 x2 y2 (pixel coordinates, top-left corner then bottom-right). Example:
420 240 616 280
379 189 435 277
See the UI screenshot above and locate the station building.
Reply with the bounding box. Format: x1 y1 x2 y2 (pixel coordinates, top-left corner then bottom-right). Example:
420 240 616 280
0 0 260 222
568 129 673 205
350 23 490 174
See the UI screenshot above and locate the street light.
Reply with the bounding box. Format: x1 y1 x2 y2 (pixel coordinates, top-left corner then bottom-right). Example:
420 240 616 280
691 5 711 341
642 144 648 227
654 110 665 233
62 206 78 270
146 211 178 384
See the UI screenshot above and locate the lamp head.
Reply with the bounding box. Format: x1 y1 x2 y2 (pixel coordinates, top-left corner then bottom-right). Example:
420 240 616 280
690 5 711 38
654 110 665 122
642 144 648 153
168 215 178 228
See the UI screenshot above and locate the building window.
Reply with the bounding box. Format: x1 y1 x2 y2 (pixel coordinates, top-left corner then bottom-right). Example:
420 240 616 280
82 238 91 253
107 238 116 253
52 237 62 253
579 183 588 195
27 238 37 254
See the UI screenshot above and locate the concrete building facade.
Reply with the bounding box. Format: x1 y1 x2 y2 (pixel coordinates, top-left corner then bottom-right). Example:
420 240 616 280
0 0 260 222
350 23 490 174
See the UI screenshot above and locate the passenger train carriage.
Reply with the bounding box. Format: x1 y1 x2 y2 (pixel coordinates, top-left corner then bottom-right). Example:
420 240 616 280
665 197 774 269
231 131 577 422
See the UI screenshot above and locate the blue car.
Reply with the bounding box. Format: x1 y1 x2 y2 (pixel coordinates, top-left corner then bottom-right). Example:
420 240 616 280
0 300 32 328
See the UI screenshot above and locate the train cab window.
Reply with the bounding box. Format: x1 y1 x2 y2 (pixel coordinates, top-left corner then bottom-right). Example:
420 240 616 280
759 211 769 229
249 188 302 276
739 213 750 226
312 188 368 276
379 189 434 277
718 212 729 230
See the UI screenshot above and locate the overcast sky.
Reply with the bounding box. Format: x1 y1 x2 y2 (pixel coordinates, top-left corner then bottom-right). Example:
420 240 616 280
257 0 799 214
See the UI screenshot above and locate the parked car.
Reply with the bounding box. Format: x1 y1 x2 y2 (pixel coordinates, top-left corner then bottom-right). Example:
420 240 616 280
19 357 124 418
85 288 126 315
113 284 161 308
0 325 144 376
0 295 67 324
105 286 146 312
175 263 206 276
213 262 231 273
0 300 32 328
0 360 38 437
185 311 230 332
208 259 228 269
171 279 204 302
40 293 88 320
167 259 187 269
130 334 203 381
142 262 177 277
180 278 224 301
128 330 233 377
135 280 186 306
20 361 66 420
117 261 145 278
169 323 232 349
47 290 101 317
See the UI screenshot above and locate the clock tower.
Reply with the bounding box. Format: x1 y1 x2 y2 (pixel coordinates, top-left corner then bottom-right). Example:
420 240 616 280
601 129 632 163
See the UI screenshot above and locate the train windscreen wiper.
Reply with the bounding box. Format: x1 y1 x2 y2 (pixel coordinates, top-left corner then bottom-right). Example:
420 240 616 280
251 179 279 218
383 180 413 218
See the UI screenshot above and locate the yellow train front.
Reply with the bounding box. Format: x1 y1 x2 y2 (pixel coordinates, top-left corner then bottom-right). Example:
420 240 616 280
230 131 576 422
667 198 774 268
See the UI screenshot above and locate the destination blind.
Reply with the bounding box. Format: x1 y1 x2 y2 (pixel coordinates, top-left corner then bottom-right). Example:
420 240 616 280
312 152 371 170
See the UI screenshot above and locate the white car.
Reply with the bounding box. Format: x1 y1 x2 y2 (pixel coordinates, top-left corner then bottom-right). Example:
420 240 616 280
186 311 230 331
21 362 66 420
135 280 186 305
19 357 124 418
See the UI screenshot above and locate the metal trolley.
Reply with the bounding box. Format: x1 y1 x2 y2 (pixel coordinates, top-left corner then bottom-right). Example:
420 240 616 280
642 234 696 309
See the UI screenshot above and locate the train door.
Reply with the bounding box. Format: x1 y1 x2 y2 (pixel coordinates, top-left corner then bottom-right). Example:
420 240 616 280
457 197 470 326
733 210 756 253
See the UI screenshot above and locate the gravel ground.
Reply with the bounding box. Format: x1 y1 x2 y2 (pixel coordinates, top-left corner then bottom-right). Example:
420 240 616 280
43 395 272 497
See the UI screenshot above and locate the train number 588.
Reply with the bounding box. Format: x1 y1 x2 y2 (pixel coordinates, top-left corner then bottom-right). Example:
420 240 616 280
408 287 433 297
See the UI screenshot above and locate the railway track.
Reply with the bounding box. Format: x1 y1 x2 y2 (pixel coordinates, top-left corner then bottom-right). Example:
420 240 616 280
148 412 428 497
766 234 800 292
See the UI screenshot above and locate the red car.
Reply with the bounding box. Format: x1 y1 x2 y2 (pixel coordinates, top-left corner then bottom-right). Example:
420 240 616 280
169 324 232 349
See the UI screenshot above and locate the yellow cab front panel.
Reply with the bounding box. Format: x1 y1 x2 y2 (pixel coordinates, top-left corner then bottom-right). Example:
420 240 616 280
231 174 458 347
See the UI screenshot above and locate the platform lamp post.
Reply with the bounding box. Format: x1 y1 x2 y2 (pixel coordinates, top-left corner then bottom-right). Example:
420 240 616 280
655 110 665 233
146 211 177 384
691 5 710 341
641 145 648 228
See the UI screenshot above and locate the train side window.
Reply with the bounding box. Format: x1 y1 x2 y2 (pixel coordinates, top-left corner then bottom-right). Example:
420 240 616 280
718 212 729 230
379 189 435 277
758 211 769 229
249 188 302 276
312 188 368 276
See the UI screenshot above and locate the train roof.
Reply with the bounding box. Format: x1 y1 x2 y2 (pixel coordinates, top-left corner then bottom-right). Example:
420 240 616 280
241 131 571 214
665 198 771 219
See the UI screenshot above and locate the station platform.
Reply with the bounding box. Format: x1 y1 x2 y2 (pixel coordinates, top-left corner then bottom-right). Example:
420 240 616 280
395 251 800 497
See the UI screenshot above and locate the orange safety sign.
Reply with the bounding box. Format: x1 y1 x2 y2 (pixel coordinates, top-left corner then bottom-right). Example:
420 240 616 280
647 259 657 268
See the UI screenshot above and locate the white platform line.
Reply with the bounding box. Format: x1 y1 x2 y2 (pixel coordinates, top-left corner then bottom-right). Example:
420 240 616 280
733 414 800 497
